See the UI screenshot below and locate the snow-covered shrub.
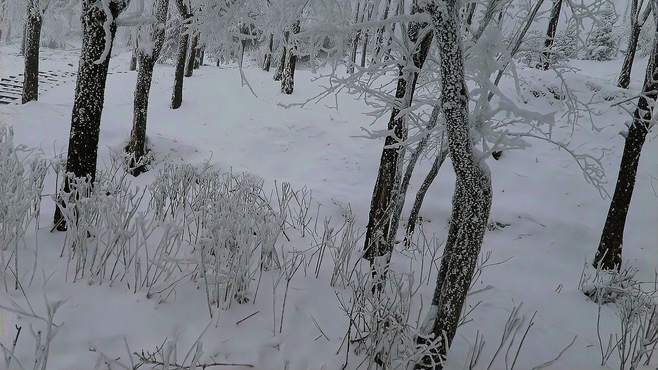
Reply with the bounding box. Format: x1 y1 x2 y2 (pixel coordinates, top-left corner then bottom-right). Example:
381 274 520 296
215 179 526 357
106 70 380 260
584 6 618 61
157 15 182 64
0 126 47 290
581 265 658 368
554 20 579 60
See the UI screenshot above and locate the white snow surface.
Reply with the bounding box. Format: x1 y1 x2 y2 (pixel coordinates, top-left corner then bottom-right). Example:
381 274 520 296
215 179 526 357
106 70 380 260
0 42 657 369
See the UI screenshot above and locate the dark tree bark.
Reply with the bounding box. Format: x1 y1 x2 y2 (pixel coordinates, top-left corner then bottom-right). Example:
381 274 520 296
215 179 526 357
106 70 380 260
281 21 300 95
594 21 658 270
199 47 205 66
362 3 433 265
371 0 392 64
170 0 191 109
129 48 137 71
416 1 492 367
347 0 363 73
360 2 374 67
465 1 477 26
263 33 274 71
618 1 652 89
53 0 128 230
404 145 449 245
126 0 170 176
184 33 198 77
21 2 42 104
540 0 563 70
273 31 288 81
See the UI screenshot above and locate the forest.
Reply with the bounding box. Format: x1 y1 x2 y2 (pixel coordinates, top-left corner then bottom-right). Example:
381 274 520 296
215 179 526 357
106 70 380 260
0 0 656 368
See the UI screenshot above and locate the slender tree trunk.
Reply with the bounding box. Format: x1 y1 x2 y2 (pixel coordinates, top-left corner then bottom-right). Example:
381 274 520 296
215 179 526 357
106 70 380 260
372 0 392 64
53 0 127 230
363 4 433 266
404 145 449 244
348 0 363 73
465 2 477 27
416 1 492 367
594 23 658 270
126 0 169 176
184 33 198 77
540 0 563 70
281 21 300 95
360 2 373 68
199 47 204 66
129 48 137 71
171 31 189 109
387 105 442 248
618 4 652 88
263 33 274 71
20 21 26 55
21 5 42 104
273 31 288 81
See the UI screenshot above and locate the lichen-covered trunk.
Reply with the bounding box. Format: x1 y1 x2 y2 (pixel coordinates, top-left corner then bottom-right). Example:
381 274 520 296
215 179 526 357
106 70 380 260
263 33 273 71
281 21 300 95
184 33 198 77
171 31 189 109
53 0 125 230
617 24 641 89
595 29 658 270
404 145 449 245
416 1 492 367
363 6 433 267
273 32 288 81
21 9 41 104
540 0 562 70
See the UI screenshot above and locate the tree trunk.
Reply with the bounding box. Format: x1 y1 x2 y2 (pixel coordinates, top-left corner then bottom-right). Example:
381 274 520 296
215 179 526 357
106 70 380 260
416 1 493 367
263 33 273 71
21 6 42 104
281 21 300 95
405 145 449 245
199 47 204 66
540 0 562 70
129 48 137 71
359 2 373 68
185 33 198 77
53 0 127 230
363 4 433 266
371 0 392 64
347 0 363 73
387 105 442 248
618 3 652 88
465 2 477 26
171 30 189 109
126 0 169 176
594 27 658 270
273 32 288 81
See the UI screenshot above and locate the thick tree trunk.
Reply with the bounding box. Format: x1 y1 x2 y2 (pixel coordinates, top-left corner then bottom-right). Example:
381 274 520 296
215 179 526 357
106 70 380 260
53 0 126 230
281 21 300 95
363 4 433 265
263 33 273 71
21 7 42 104
404 145 449 245
540 0 562 70
184 33 198 77
273 32 288 81
126 0 169 176
416 1 493 367
594 29 658 270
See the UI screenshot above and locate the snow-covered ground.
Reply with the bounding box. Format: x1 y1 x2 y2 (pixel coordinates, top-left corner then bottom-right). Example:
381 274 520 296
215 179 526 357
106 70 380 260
0 43 657 369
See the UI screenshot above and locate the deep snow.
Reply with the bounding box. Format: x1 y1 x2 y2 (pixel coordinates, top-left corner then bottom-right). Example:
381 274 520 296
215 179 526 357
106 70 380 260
0 41 657 369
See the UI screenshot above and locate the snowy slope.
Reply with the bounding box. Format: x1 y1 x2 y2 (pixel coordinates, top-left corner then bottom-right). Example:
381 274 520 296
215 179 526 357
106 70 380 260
0 42 657 370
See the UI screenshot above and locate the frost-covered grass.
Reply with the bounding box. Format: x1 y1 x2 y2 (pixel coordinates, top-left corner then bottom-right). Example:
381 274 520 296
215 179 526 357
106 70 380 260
0 43 657 369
